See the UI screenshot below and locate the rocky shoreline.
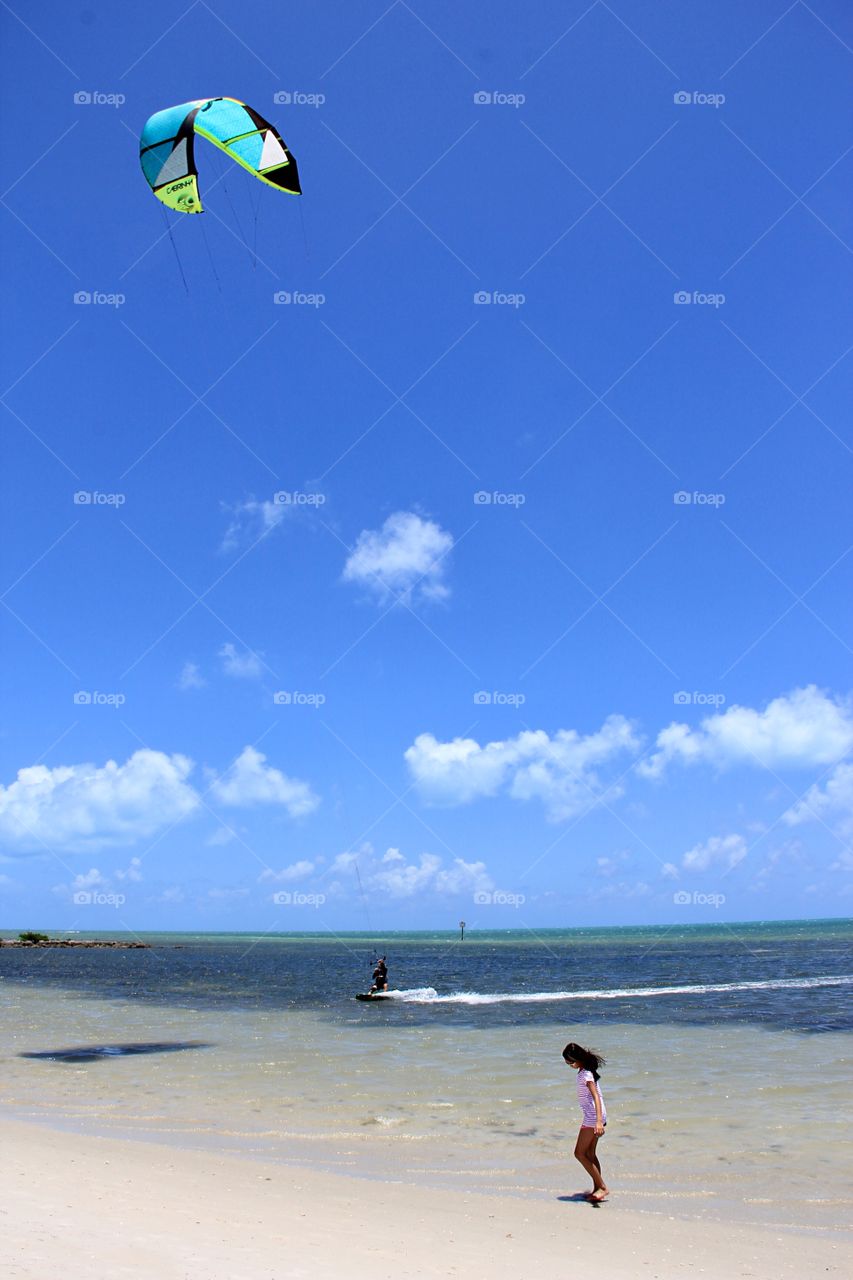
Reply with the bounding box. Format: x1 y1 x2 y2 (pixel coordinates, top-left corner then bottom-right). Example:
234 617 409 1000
1 939 150 948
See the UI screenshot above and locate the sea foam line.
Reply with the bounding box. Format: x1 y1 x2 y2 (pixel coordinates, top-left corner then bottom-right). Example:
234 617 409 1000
387 975 853 1005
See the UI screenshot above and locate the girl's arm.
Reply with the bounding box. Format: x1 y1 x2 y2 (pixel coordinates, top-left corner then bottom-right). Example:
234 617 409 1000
586 1079 604 1134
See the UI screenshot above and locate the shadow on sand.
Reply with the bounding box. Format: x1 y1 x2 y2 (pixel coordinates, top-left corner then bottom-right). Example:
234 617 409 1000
556 1193 604 1207
20 1040 213 1063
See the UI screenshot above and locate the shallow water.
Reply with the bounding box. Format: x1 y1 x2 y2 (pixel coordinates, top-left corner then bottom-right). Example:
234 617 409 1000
1 921 851 1233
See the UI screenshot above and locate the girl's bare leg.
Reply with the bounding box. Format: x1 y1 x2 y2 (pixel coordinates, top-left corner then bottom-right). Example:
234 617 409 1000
573 1128 607 1196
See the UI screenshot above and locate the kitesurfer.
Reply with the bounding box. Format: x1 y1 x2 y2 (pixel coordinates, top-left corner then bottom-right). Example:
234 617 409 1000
370 955 388 992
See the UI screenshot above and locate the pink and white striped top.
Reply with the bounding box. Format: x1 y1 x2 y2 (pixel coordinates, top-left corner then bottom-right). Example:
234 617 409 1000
576 1068 606 1126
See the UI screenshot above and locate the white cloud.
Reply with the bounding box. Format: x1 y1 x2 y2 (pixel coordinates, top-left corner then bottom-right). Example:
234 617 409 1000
783 762 853 838
218 643 264 680
343 511 453 604
221 498 287 552
208 887 249 900
178 661 205 691
210 746 319 817
206 826 237 847
0 750 198 854
73 867 105 889
404 716 641 821
116 857 143 882
681 833 747 873
154 886 184 904
639 686 853 780
258 860 315 883
330 845 493 900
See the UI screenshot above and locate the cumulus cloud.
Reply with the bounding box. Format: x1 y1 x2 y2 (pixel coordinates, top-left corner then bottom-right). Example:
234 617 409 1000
404 716 641 821
0 750 198 854
331 845 493 900
343 511 453 604
681 833 748 873
115 857 143 882
783 762 853 838
178 661 205 691
219 643 264 680
638 686 853 780
258 860 316 883
0 746 319 855
221 498 287 552
154 886 185 904
73 867 106 889
210 746 319 817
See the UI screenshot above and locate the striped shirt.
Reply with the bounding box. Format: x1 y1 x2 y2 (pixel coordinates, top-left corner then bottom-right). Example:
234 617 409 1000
576 1068 606 1126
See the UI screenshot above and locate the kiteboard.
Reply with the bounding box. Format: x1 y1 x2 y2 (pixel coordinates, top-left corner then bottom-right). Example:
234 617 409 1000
355 992 393 1001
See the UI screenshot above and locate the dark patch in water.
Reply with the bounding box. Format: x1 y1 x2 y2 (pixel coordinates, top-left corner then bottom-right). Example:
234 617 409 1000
20 1040 212 1063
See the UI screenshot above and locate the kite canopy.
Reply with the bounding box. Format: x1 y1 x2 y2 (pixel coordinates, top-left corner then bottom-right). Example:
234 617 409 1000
139 96 301 213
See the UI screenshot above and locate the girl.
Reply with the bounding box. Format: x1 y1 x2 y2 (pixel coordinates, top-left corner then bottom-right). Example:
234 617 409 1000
563 1041 608 1201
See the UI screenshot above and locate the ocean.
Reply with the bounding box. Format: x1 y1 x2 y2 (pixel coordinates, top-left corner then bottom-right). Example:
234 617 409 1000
2 920 851 1233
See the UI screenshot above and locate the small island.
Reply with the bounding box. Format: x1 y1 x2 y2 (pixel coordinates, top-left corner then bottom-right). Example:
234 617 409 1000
1 931 149 948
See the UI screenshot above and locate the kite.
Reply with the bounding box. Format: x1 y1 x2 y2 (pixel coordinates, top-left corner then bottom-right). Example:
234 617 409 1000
139 96 301 213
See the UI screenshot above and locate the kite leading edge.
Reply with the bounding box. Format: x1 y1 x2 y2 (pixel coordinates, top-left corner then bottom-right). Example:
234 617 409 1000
139 96 301 214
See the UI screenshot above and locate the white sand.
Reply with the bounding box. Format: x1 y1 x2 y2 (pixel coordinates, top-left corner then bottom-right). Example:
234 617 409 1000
1 1116 847 1280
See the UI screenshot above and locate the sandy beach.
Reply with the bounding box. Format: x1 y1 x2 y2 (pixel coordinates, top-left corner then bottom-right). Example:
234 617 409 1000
2 1114 847 1280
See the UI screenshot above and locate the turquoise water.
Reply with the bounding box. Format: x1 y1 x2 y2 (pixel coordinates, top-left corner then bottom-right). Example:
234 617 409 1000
2 919 851 1232
2 919 851 1031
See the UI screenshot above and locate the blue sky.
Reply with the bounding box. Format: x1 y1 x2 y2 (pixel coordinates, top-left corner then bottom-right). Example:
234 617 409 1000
1 0 851 932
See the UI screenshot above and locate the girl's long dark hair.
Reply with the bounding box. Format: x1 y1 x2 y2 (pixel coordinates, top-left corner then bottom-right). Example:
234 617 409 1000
563 1042 605 1082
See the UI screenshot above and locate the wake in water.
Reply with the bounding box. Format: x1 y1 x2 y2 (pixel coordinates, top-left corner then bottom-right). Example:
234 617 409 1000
386 975 853 1006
